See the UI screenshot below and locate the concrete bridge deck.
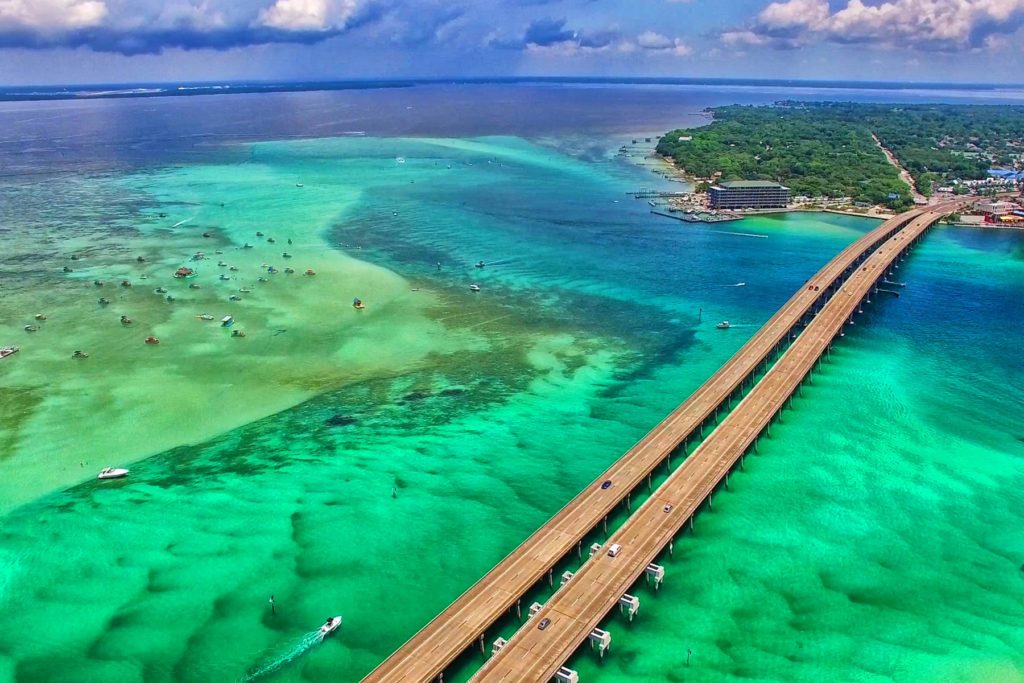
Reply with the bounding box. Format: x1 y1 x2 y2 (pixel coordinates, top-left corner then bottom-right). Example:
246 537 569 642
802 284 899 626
470 206 958 682
361 204 955 683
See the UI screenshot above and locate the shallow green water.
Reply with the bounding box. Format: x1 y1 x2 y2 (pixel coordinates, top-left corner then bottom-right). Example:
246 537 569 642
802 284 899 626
1 134 1021 683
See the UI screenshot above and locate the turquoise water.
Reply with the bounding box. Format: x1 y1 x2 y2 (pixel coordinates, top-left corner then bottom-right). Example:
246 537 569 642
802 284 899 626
1 131 1022 683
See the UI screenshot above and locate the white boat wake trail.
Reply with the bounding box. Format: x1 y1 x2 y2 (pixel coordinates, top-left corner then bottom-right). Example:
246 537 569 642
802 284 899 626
242 630 323 682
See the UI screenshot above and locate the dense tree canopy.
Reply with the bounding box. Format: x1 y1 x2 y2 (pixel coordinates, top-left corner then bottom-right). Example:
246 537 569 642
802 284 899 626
657 102 1024 207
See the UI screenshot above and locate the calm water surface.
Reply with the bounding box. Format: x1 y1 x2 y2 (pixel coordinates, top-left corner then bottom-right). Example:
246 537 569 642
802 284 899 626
0 84 1022 683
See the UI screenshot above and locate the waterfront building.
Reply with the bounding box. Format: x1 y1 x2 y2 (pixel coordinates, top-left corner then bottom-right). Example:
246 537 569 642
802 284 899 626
976 199 1020 215
708 180 790 209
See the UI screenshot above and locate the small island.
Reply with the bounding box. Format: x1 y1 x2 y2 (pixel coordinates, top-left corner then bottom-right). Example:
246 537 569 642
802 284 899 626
656 102 1024 219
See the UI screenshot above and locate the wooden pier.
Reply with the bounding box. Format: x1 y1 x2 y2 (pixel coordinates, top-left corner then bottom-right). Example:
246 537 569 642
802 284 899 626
361 204 961 683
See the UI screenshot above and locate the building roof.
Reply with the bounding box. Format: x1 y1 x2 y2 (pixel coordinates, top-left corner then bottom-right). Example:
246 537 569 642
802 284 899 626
715 180 789 190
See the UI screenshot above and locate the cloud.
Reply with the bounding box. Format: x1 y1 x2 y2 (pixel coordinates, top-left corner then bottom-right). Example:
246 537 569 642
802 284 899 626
725 0 1024 51
0 0 388 53
634 30 692 55
492 16 619 51
257 0 360 31
0 0 108 32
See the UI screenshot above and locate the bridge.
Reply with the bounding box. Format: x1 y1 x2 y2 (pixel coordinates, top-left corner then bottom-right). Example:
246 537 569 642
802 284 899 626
362 203 961 683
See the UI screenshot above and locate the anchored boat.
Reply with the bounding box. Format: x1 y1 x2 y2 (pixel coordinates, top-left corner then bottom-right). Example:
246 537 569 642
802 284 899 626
97 467 129 480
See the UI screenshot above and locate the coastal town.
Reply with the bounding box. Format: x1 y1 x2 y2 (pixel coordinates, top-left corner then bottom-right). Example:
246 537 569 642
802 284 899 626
629 102 1024 228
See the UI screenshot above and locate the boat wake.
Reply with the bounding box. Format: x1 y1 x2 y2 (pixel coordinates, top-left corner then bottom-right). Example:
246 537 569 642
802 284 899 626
241 630 323 682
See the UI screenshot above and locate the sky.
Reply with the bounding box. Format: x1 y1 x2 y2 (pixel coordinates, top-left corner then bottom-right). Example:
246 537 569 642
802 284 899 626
1 0 1023 85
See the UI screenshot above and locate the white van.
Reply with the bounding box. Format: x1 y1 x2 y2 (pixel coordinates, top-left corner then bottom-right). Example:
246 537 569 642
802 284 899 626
607 544 622 557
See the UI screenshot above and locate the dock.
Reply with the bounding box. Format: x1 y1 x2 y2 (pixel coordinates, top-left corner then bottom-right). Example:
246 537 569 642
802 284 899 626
361 203 963 683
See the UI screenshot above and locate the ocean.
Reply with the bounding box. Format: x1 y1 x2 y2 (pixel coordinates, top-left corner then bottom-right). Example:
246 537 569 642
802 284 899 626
0 82 1021 683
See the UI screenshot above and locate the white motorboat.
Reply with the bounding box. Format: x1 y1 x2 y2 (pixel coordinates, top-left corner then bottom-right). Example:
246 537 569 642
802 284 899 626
716 321 731 329
0 346 18 359
98 467 129 480
319 616 342 639
221 315 234 327
469 284 481 292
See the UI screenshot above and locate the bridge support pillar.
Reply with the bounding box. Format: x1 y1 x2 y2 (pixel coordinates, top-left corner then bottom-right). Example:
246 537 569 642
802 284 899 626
669 539 674 557
627 493 631 511
689 516 694 531
578 541 582 560
725 473 730 490
516 599 521 620
647 473 652 491
548 568 553 588
480 633 485 655
740 455 744 471
604 515 608 532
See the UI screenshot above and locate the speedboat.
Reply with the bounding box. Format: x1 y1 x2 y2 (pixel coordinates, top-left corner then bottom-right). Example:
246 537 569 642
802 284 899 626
475 261 486 269
23 324 39 332
97 467 129 480
219 274 230 281
144 336 160 345
197 314 215 321
319 617 342 639
0 346 18 359
352 298 365 310
716 321 731 329
221 315 234 328
295 183 304 188
469 284 481 292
